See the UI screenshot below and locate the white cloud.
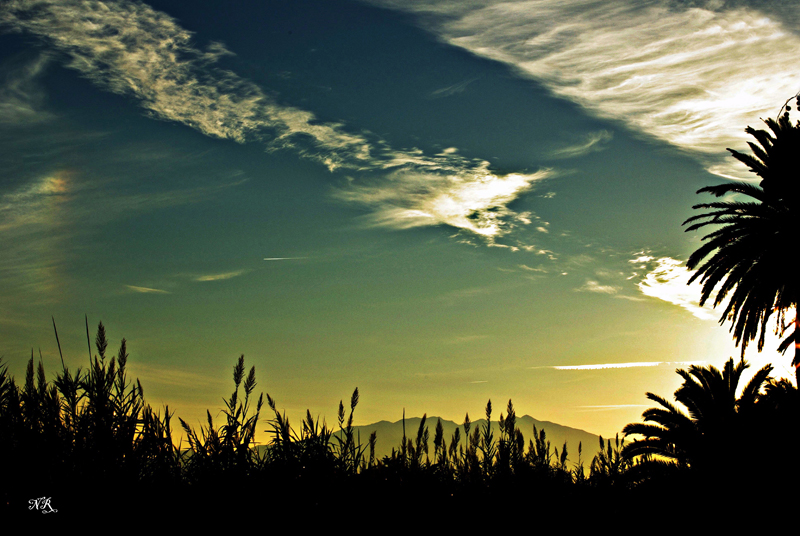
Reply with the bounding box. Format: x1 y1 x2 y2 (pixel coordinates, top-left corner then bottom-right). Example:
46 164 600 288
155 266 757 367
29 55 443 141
0 0 372 169
521 244 554 257
630 254 655 264
633 254 793 361
334 165 550 239
131 362 223 389
0 172 70 232
516 211 532 225
0 167 244 298
635 256 719 320
1 0 550 241
367 0 800 178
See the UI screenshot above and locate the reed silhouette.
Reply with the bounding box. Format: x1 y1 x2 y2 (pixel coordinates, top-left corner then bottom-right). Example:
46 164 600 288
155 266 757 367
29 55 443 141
1 320 639 522
179 355 263 485
0 319 181 521
3 318 797 524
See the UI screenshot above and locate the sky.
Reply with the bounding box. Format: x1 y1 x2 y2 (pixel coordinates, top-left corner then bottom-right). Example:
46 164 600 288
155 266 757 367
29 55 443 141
1 0 797 442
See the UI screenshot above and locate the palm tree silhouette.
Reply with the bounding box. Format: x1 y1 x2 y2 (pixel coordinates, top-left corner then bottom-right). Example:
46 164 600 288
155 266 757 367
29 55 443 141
683 104 798 376
622 358 772 475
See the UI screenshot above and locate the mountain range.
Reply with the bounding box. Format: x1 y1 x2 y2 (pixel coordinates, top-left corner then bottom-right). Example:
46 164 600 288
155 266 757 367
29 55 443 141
338 414 604 462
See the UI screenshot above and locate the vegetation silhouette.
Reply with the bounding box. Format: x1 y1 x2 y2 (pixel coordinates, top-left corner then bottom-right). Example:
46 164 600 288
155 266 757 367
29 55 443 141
620 358 798 515
683 97 799 373
622 359 771 476
2 319 797 526
1 320 654 524
0 319 181 522
179 354 263 485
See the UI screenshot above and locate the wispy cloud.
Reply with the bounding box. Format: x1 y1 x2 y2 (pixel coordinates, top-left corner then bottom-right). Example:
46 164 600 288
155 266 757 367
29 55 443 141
438 285 493 302
445 334 489 344
0 171 70 233
368 0 800 178
0 164 242 299
578 279 620 294
131 362 223 390
548 360 705 370
334 165 551 239
0 52 54 124
0 171 72 296
194 270 247 282
550 130 613 159
429 77 479 98
0 0 371 169
0 0 549 242
125 284 170 294
633 255 718 320
577 404 650 411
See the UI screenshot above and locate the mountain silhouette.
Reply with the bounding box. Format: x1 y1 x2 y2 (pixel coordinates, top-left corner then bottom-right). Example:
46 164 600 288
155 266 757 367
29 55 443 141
335 414 601 461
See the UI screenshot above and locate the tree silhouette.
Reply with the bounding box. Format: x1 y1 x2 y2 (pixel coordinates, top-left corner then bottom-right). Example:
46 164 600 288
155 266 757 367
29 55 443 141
622 358 772 477
683 101 798 375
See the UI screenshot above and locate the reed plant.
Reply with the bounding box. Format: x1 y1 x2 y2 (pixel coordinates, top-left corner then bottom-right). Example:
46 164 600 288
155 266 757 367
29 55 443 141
497 399 525 477
589 434 630 486
0 320 189 518
332 388 369 474
12 319 783 520
180 355 263 483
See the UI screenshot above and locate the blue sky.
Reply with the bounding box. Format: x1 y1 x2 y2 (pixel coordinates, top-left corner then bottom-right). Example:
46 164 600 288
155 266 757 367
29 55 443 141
1 0 796 440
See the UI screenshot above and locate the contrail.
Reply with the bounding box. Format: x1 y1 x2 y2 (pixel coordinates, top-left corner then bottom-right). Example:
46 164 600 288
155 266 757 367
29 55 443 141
543 361 705 371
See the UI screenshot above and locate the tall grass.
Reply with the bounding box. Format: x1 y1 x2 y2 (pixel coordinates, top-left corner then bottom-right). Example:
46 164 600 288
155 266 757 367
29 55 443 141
180 355 263 483
0 320 627 497
0 320 183 519
8 319 791 521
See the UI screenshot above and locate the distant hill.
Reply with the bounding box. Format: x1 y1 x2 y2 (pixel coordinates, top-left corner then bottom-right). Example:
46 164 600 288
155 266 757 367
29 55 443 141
337 415 603 462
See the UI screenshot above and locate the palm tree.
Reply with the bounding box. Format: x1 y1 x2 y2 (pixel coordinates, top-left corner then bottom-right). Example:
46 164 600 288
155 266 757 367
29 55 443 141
622 392 698 470
683 103 798 376
622 358 772 475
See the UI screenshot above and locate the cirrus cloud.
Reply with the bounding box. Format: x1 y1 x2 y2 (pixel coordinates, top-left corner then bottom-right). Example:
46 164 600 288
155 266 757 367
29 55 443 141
367 0 800 179
1 0 550 242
